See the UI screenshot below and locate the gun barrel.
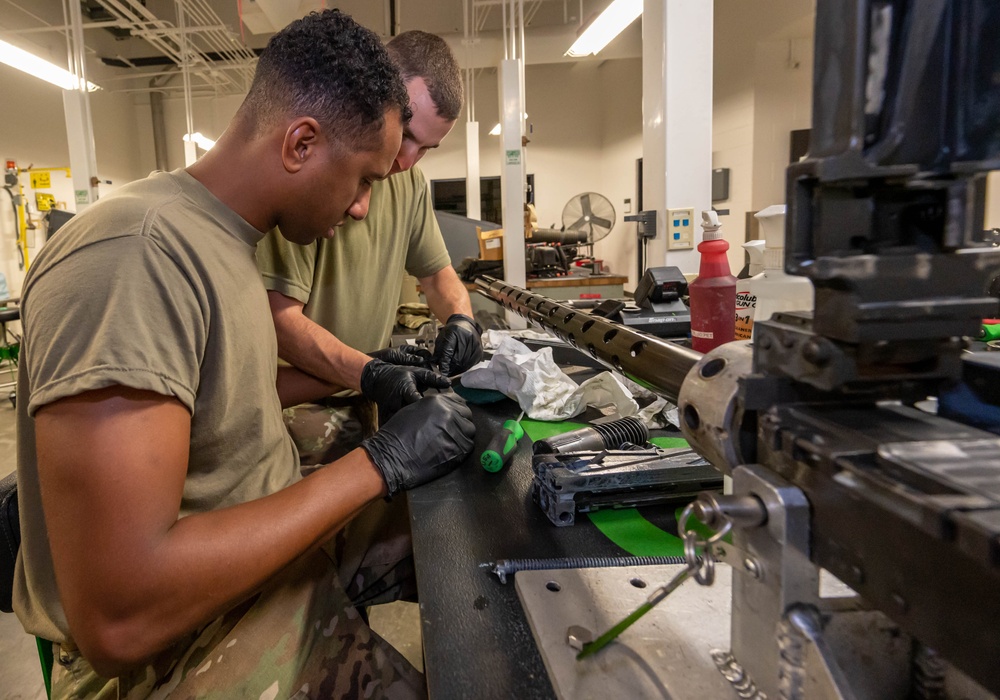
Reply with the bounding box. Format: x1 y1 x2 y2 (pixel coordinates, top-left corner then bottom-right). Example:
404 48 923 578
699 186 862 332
474 276 701 404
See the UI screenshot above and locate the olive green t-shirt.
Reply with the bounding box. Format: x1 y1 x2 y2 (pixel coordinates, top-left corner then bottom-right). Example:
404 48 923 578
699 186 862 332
256 165 451 353
14 169 299 644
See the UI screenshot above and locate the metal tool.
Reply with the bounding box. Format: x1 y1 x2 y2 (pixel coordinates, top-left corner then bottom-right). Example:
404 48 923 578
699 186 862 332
576 563 695 660
481 410 525 472
576 499 730 660
482 554 688 585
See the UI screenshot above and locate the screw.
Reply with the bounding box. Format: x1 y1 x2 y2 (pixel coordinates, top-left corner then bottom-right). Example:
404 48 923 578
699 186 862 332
567 625 593 651
743 558 761 579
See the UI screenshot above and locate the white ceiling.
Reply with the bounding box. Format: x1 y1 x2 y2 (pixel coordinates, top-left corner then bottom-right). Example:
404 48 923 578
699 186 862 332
0 1 813 96
0 0 614 95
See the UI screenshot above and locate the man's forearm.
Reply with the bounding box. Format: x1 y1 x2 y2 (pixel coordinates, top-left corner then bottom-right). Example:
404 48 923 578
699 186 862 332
268 291 370 391
110 450 384 667
36 390 387 677
276 365 342 408
419 265 473 322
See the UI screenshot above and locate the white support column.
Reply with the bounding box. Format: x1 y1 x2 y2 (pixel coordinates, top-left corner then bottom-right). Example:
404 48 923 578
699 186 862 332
62 91 99 211
498 57 527 328
465 122 482 220
642 0 713 274
63 0 98 211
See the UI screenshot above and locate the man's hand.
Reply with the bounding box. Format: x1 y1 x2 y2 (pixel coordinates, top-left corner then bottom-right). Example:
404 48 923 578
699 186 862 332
361 393 475 497
359 358 450 414
369 345 434 369
433 313 483 376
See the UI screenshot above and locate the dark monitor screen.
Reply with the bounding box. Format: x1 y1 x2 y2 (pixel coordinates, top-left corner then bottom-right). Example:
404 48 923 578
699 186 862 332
46 209 74 238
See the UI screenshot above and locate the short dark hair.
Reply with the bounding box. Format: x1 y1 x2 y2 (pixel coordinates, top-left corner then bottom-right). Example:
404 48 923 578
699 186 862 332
240 9 411 147
387 31 463 121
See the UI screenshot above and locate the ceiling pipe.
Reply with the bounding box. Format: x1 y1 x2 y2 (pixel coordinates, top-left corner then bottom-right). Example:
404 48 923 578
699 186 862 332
148 71 176 172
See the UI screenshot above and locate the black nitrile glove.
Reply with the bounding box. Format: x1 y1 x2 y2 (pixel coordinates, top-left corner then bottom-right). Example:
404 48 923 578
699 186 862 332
433 313 484 376
359 358 450 414
368 346 434 369
361 393 476 497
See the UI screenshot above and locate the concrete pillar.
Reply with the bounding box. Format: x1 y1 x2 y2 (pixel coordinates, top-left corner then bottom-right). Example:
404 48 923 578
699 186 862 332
498 57 527 328
63 0 99 211
466 122 482 220
642 0 713 274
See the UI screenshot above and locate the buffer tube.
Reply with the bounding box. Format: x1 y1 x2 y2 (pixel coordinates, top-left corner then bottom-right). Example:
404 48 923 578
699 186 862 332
474 276 702 404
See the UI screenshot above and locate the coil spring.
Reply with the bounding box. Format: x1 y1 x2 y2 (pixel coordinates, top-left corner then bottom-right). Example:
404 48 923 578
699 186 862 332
592 416 649 449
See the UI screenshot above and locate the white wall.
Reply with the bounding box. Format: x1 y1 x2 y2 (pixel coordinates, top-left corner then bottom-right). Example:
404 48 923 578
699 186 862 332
418 62 614 257
0 66 145 296
596 58 643 289
750 35 813 211
712 1 815 273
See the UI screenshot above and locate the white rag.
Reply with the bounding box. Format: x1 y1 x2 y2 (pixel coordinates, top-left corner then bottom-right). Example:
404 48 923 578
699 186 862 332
481 328 560 351
461 336 640 422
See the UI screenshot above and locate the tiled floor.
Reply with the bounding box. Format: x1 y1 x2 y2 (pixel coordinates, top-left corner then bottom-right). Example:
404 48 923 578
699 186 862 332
0 399 422 697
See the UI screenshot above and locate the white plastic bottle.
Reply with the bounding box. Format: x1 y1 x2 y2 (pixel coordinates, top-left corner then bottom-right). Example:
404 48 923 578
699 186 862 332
748 205 814 339
735 240 765 340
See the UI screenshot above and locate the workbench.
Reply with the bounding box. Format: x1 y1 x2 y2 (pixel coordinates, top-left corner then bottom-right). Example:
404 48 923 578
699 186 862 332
407 373 693 698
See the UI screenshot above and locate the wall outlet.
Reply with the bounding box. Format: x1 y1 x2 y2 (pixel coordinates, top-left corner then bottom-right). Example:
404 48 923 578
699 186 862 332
666 207 695 250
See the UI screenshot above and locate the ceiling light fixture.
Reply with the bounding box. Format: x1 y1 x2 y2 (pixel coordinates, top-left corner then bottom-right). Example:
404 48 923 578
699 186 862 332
0 39 99 91
565 0 642 57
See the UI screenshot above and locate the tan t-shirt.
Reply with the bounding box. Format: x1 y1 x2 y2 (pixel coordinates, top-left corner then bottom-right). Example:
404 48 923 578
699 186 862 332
256 165 451 353
14 169 299 644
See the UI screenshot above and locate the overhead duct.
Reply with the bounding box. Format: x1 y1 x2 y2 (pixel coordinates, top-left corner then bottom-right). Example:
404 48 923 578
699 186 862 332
148 70 177 172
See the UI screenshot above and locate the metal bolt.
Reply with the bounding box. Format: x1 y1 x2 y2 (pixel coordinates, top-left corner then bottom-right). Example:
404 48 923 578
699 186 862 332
802 339 830 366
566 625 593 651
743 558 761 579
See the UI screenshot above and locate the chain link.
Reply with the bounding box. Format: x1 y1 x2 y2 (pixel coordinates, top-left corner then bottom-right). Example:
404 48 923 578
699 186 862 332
678 501 734 586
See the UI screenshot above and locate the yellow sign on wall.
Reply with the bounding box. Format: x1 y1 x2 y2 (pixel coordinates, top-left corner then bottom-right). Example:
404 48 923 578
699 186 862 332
35 192 56 211
30 171 51 189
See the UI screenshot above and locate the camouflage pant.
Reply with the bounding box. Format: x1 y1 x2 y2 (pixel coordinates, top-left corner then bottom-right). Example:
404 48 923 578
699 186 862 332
50 499 422 699
282 399 378 468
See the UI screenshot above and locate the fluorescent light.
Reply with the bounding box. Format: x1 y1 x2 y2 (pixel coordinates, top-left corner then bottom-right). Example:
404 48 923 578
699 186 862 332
0 39 99 91
565 0 642 57
183 132 216 151
489 114 528 136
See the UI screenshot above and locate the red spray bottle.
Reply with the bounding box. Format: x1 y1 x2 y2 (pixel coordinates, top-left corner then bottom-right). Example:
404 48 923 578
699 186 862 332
688 210 736 353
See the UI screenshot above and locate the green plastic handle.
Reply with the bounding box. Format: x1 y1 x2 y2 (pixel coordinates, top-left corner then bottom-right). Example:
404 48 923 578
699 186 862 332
481 418 525 472
981 323 1000 342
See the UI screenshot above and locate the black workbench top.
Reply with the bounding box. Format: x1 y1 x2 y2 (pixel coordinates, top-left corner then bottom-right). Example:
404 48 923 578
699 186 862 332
408 396 683 698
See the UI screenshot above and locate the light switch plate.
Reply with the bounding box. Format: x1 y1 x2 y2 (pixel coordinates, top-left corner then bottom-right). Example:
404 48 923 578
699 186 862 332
667 207 695 250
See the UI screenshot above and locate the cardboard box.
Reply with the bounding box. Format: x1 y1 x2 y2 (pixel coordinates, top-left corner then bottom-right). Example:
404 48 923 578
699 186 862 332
478 227 504 261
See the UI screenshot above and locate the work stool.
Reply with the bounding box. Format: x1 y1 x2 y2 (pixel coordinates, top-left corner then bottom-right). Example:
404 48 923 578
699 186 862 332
1 472 53 698
0 298 19 408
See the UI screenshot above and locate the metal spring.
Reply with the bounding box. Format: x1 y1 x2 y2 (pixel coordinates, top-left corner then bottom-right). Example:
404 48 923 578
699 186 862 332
591 416 649 449
484 555 687 584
